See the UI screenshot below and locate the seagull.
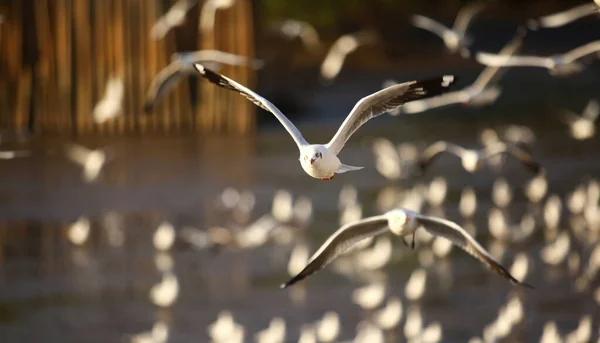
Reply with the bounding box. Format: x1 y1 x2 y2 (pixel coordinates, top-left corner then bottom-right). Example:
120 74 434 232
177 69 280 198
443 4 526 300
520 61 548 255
475 40 600 77
143 50 263 113
150 0 198 40
319 30 378 83
280 208 534 288
194 64 457 180
65 143 109 182
560 99 598 140
417 141 542 175
199 0 235 34
527 2 600 30
397 28 526 114
272 19 322 54
411 2 487 57
93 76 124 123
0 150 30 159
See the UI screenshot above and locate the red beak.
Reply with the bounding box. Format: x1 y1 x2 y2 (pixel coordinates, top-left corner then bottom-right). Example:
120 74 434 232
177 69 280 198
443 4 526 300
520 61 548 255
310 158 315 165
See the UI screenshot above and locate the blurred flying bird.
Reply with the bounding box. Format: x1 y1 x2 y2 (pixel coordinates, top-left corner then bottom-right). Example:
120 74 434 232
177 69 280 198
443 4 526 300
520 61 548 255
315 312 340 343
351 282 387 310
527 3 600 29
128 320 169 343
319 30 378 83
143 50 263 113
149 271 179 307
0 150 29 159
93 76 124 123
199 0 235 33
254 317 286 343
372 297 403 330
459 187 477 219
65 143 109 183
405 268 427 301
397 28 526 114
560 99 599 140
271 19 322 54
417 141 542 175
150 0 198 40
475 41 600 77
371 138 419 180
410 2 487 57
67 217 91 246
194 64 457 180
281 208 534 288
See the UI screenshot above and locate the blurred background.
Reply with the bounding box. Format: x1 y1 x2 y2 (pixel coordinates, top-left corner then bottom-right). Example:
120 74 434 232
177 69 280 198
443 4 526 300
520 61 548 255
0 0 599 342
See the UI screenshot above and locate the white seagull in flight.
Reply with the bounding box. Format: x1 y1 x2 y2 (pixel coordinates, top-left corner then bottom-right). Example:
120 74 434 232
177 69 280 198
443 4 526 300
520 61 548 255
281 208 534 288
411 2 487 57
194 64 457 180
319 30 378 83
273 19 322 54
394 27 526 114
475 40 600 77
527 2 600 30
143 50 263 113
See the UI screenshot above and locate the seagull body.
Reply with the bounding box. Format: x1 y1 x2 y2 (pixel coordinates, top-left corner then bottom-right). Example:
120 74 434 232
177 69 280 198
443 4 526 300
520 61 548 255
150 0 198 40
194 64 457 180
476 41 600 76
411 2 486 56
319 30 378 82
527 3 600 29
417 141 542 174
281 208 533 288
93 76 124 123
273 19 322 54
398 28 526 114
560 99 598 140
143 50 263 113
66 143 108 182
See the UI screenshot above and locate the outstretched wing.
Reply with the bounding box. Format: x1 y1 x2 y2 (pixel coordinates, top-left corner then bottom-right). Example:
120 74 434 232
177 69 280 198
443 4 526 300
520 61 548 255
582 99 599 121
417 214 534 288
453 1 487 35
171 49 264 69
144 61 191 113
529 3 598 29
194 64 309 149
484 142 542 174
562 40 600 63
281 216 389 288
411 14 454 40
417 141 465 174
475 52 552 69
326 76 457 155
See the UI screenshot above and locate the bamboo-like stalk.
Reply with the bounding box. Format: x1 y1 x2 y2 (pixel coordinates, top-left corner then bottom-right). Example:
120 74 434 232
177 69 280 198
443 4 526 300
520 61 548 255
73 0 93 135
55 0 73 134
93 0 107 135
113 0 127 135
104 0 118 136
34 0 56 133
145 0 161 135
238 0 255 135
14 68 32 132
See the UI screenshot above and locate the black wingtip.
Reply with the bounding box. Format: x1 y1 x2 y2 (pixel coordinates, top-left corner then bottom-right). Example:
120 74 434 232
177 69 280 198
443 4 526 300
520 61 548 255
280 274 304 289
520 281 535 289
410 75 459 100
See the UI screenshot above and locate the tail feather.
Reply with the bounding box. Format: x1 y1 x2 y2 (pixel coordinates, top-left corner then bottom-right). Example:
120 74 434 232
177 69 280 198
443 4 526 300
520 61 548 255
335 164 363 174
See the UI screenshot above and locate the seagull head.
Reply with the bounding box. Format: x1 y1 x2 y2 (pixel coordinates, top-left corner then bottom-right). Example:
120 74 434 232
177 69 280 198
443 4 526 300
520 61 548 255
301 146 325 167
386 209 412 236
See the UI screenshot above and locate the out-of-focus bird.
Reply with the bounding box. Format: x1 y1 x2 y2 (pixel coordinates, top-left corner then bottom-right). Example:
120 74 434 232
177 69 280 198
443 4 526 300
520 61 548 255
540 231 571 266
492 178 513 208
510 252 531 283
194 63 457 180
199 0 235 33
143 50 263 113
315 312 340 343
281 208 533 288
540 321 563 343
67 217 91 246
254 317 286 343
426 176 448 207
397 27 526 114
525 171 548 204
527 3 600 29
208 311 244 343
459 187 477 219
410 2 487 57
0 150 30 159
351 282 387 310
297 325 316 343
564 315 592 343
93 76 124 123
404 306 423 340
153 221 176 251
319 30 378 83
405 268 427 301
372 138 419 179
150 0 198 40
149 271 179 307
372 297 403 330
129 320 169 343
417 141 542 175
476 41 600 77
560 99 598 140
271 19 322 54
65 143 108 183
